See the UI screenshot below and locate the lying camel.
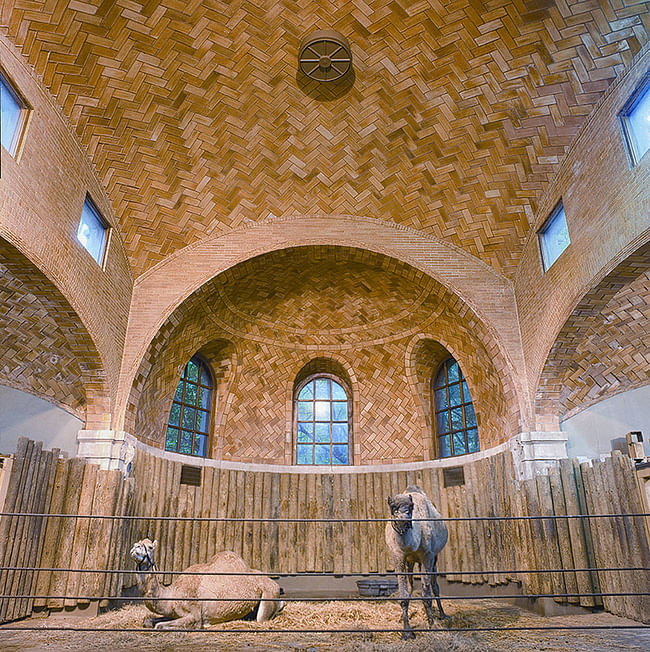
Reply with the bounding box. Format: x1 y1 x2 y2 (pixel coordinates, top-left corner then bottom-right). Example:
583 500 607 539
130 538 283 629
386 485 448 640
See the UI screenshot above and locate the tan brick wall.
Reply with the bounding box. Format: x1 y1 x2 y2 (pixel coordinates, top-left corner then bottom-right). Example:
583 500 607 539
2 2 648 279
0 240 87 418
116 215 526 432
1 14 647 443
515 46 650 429
129 247 520 464
0 35 133 427
536 243 650 423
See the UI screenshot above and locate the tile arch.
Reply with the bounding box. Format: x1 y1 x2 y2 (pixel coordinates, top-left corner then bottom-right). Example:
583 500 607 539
535 238 650 429
0 236 111 428
116 215 524 431
125 245 524 461
406 330 522 458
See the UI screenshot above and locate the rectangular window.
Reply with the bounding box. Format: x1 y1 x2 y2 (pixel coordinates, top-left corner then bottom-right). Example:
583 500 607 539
619 74 650 166
77 195 109 265
1 70 29 158
538 201 569 271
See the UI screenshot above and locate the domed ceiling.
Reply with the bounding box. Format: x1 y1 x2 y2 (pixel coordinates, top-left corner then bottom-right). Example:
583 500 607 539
3 1 647 277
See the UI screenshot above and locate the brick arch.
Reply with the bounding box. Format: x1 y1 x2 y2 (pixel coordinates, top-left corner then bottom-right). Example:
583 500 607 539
0 237 110 427
117 215 524 431
127 246 523 462
535 239 650 428
129 296 238 448
406 329 518 458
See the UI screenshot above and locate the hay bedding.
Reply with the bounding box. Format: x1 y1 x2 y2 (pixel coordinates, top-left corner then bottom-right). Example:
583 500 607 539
0 599 646 651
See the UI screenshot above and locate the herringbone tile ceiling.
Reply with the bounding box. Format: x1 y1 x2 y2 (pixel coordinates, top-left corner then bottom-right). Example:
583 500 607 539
2 1 648 278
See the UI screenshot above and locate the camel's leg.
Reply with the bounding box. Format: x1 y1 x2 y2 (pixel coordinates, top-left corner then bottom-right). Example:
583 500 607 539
142 614 157 628
256 590 282 622
396 560 415 640
406 560 415 596
421 560 435 628
432 555 447 619
154 608 202 630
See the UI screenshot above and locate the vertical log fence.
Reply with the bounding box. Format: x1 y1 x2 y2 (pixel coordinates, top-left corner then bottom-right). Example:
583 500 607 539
0 437 648 624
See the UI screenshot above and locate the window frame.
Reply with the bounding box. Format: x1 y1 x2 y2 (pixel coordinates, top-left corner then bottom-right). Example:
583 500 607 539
165 355 215 458
537 200 570 272
77 194 111 268
293 372 352 466
431 357 479 459
0 68 31 160
618 71 650 167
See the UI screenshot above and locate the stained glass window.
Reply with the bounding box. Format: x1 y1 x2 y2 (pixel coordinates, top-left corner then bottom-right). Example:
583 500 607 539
296 376 350 465
165 356 212 457
432 358 479 458
538 201 569 271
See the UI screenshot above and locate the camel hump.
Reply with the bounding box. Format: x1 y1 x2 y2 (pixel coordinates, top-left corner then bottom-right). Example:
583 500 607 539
405 484 425 495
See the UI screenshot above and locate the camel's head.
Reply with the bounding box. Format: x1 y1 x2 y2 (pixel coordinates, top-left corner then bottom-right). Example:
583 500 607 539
130 538 157 571
388 493 414 536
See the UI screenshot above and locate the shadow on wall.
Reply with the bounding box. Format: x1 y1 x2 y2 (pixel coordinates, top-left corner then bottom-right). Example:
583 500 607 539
0 385 81 456
561 384 650 459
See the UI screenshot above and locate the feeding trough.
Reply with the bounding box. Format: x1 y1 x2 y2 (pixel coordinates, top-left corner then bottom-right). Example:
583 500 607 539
356 578 398 597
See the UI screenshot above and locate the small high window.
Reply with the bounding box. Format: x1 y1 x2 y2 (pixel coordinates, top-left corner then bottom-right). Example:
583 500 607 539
619 74 650 165
166 356 213 457
432 357 479 458
538 201 569 271
77 195 109 266
295 375 350 465
1 70 29 158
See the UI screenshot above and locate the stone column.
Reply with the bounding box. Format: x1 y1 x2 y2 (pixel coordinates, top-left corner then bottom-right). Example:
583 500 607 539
76 429 136 473
510 431 569 481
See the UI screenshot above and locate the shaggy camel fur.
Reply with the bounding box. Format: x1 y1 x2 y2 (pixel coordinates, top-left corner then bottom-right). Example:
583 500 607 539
385 485 448 640
130 538 283 629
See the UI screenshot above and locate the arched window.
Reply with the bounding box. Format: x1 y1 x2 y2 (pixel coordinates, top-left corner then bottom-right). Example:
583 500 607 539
165 356 213 457
432 357 479 458
295 375 351 465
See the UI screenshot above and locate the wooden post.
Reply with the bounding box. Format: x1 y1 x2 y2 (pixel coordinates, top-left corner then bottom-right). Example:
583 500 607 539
4 439 40 621
9 441 45 621
47 457 84 610
64 462 98 608
573 459 602 606
558 459 594 607
33 457 69 608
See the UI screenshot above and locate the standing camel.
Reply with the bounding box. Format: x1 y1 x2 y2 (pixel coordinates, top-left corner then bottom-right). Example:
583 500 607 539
130 538 283 629
385 485 448 640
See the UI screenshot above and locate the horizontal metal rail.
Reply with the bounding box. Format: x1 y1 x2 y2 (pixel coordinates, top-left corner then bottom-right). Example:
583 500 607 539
0 625 648 633
1 512 649 522
1 565 647 576
1 592 649 601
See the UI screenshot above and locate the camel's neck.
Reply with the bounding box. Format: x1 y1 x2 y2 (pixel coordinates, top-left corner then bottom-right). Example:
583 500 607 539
392 519 422 550
136 561 163 599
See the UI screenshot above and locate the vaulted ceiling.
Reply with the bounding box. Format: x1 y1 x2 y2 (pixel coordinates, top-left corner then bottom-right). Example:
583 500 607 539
3 0 648 278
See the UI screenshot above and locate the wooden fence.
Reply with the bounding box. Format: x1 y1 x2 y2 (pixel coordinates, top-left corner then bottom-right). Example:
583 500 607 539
0 438 133 622
0 437 648 624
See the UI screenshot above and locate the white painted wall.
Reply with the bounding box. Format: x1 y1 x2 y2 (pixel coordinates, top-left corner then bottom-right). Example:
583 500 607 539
0 385 82 456
561 385 650 460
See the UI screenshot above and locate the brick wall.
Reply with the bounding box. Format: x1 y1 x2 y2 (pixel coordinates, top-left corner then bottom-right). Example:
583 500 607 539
0 35 133 428
129 247 520 464
116 215 526 434
515 46 650 429
0 239 93 418
536 243 650 423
